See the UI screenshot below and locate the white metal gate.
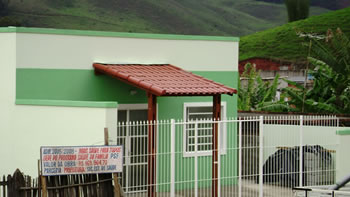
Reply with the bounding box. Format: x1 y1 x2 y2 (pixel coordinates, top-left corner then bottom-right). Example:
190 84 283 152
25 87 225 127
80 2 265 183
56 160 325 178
117 109 148 193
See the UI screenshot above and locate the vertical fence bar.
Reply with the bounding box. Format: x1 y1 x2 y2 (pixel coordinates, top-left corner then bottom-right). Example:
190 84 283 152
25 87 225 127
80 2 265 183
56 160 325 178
299 115 304 187
125 122 130 193
170 119 175 197
259 116 264 197
218 120 221 197
194 122 198 197
238 118 242 197
337 116 339 127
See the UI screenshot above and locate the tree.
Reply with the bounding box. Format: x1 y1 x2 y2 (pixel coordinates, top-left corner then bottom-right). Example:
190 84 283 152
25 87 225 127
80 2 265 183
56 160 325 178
238 63 290 112
284 0 310 22
308 28 350 113
283 28 350 114
0 0 10 16
0 16 19 26
282 66 342 114
239 29 350 114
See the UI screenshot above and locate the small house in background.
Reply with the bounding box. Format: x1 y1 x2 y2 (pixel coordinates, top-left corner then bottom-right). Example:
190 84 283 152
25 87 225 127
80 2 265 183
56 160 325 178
239 57 314 90
0 27 239 192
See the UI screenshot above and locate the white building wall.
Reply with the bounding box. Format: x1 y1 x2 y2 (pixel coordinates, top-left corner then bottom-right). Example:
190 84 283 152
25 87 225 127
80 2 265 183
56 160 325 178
0 29 238 176
263 125 339 163
16 33 238 71
0 33 17 176
4 105 117 176
336 129 350 182
106 107 118 144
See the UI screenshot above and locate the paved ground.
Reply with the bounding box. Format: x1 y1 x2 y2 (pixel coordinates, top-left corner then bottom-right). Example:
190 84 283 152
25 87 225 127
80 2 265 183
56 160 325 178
124 180 295 197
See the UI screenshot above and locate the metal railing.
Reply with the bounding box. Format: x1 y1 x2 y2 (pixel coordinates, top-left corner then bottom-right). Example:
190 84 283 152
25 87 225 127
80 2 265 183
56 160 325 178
110 115 339 197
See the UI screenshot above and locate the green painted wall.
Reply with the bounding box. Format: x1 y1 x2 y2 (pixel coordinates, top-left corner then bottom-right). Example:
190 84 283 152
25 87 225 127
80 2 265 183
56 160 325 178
16 68 147 103
156 71 238 191
158 71 238 119
16 68 239 191
16 69 238 111
16 99 118 108
156 120 238 191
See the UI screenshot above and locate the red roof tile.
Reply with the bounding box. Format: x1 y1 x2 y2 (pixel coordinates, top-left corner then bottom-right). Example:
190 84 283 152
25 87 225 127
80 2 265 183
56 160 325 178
93 63 237 96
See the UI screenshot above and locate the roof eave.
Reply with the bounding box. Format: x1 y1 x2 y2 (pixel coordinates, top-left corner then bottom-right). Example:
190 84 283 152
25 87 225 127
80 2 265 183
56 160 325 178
94 63 165 96
93 63 237 97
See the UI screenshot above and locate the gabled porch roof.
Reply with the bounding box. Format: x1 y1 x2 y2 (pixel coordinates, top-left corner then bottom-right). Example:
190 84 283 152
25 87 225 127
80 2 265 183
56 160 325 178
93 63 237 96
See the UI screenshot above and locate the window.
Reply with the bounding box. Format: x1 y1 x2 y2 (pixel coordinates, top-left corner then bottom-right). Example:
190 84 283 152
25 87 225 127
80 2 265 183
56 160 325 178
183 102 227 157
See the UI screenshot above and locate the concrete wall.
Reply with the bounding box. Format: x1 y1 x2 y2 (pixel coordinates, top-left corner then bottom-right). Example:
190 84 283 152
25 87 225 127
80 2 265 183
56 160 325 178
0 33 17 176
336 128 350 182
263 125 341 184
263 125 339 163
1 104 117 176
15 31 238 71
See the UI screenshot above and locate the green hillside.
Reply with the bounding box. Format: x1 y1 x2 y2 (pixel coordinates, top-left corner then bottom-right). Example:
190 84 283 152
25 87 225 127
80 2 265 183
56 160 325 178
2 0 329 36
256 0 350 10
240 7 350 62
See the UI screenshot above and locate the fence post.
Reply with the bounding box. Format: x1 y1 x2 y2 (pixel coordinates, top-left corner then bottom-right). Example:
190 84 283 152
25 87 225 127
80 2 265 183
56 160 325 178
259 116 264 197
1 175 7 197
299 116 304 187
218 120 221 197
42 176 48 197
7 175 12 197
170 119 175 197
104 128 121 197
113 174 121 197
238 118 242 197
9 169 25 197
37 160 42 197
194 122 198 197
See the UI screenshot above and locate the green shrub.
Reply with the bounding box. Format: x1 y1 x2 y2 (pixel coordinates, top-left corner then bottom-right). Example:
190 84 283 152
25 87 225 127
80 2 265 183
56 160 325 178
0 16 21 26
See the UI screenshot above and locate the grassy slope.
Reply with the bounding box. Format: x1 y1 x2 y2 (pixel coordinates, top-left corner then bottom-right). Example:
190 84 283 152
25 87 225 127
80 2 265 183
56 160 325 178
6 0 329 37
239 7 350 61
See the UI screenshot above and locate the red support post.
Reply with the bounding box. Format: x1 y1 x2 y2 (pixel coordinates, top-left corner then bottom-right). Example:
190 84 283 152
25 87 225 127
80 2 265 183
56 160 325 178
147 93 157 197
212 94 221 197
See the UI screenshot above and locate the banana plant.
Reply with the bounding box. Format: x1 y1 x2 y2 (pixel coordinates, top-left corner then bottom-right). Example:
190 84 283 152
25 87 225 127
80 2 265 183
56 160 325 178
238 63 290 112
282 28 350 114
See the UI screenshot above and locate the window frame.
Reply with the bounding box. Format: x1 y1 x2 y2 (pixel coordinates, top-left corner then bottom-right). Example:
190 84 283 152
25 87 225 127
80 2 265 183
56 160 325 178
183 102 227 157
